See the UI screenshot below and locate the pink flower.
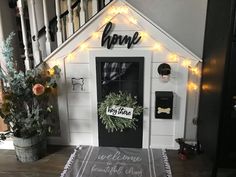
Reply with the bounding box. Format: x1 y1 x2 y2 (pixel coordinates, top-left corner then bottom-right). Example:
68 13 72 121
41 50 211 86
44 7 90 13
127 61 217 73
32 84 45 96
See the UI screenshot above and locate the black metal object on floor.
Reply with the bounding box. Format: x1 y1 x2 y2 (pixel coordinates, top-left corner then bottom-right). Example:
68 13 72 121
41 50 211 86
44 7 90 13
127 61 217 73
175 138 202 160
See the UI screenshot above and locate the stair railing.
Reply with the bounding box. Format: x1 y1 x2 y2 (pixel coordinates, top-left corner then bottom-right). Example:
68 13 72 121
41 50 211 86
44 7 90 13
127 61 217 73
17 0 112 70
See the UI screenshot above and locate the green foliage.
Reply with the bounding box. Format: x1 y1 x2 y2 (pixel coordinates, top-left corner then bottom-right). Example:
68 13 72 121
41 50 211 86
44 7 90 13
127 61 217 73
98 91 143 132
0 32 61 138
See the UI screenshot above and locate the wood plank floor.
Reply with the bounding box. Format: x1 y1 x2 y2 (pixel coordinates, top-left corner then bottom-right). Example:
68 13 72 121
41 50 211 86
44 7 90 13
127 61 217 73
167 150 236 177
0 146 72 177
0 146 235 177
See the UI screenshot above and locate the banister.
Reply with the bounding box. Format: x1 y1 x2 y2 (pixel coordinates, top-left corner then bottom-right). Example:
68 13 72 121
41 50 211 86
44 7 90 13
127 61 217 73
9 0 106 42
32 0 81 42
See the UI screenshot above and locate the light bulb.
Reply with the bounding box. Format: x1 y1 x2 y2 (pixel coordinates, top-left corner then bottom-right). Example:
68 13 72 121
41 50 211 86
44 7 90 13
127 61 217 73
92 32 99 39
153 43 163 52
48 68 55 76
168 53 178 62
109 6 129 14
67 53 75 61
140 31 149 40
122 6 129 14
129 17 137 24
191 67 200 76
104 16 112 24
80 43 88 50
188 82 198 91
109 7 117 14
202 84 210 91
181 59 191 67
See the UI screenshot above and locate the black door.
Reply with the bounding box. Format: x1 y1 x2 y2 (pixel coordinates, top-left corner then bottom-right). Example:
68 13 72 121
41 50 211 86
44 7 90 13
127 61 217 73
96 57 144 148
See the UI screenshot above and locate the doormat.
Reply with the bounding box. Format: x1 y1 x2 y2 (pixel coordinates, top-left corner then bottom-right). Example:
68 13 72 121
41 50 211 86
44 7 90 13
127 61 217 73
60 146 172 177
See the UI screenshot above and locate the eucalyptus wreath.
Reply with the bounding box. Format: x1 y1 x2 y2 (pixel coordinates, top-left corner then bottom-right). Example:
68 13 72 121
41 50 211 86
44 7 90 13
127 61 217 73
98 91 143 132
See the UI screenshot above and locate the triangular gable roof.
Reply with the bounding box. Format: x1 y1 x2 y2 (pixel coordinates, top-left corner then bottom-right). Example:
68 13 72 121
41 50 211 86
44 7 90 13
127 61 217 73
45 0 202 66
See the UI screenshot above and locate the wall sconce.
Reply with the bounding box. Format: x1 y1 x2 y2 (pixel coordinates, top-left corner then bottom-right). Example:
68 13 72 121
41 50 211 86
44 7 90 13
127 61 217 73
157 63 171 82
71 78 85 91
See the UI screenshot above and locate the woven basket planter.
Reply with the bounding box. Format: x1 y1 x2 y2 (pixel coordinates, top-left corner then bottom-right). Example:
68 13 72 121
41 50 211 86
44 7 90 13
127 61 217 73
13 135 47 163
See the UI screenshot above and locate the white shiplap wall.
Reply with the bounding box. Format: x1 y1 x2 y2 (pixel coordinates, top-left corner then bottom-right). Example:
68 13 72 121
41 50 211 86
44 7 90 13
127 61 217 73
65 51 93 145
64 49 188 149
46 0 201 149
151 57 178 149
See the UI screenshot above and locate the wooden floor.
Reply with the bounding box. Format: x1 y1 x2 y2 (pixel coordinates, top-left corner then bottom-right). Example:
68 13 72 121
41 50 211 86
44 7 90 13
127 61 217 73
0 146 72 177
0 146 235 177
167 150 236 177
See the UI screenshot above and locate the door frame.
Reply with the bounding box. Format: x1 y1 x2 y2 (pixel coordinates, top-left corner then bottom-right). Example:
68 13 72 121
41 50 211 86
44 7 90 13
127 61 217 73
89 49 152 148
96 57 144 148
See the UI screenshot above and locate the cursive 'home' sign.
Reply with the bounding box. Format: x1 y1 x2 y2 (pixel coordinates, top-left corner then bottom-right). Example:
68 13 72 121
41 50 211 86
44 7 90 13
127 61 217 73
101 22 141 49
106 105 134 119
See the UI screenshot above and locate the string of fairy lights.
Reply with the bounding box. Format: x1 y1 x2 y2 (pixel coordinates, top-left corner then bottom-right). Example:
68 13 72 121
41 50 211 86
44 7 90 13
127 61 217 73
49 4 201 91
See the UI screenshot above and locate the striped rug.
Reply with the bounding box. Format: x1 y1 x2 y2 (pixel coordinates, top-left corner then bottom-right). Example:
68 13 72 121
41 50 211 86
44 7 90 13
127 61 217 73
60 146 172 177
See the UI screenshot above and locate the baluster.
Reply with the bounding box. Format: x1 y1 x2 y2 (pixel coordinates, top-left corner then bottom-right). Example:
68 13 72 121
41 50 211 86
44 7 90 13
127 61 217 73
42 0 52 56
79 0 86 26
17 0 30 70
104 0 110 5
30 0 41 66
67 0 74 36
55 0 63 46
92 0 98 16
72 1 79 31
62 16 67 40
84 0 89 21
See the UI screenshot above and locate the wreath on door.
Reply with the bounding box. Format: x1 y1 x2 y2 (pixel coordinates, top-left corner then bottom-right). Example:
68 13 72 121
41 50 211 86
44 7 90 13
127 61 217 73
98 91 143 132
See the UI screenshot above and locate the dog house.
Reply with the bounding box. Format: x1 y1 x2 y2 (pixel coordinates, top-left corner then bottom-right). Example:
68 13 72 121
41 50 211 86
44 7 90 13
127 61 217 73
46 0 202 149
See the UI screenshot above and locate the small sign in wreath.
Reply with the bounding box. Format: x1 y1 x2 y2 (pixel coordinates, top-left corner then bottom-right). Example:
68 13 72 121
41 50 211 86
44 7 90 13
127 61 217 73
98 91 143 132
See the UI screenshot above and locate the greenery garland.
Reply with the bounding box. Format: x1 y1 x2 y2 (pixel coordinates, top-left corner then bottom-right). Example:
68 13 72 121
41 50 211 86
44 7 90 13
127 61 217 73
98 91 143 132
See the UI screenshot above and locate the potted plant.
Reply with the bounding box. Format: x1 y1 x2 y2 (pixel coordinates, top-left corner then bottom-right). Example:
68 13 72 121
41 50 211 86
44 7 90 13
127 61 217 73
0 33 61 162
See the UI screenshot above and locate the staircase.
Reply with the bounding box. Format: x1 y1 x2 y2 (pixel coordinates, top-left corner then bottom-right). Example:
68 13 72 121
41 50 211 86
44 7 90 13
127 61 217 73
16 0 112 70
